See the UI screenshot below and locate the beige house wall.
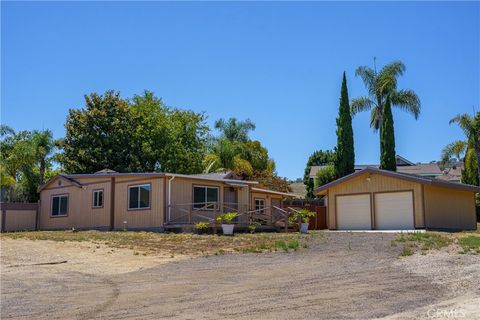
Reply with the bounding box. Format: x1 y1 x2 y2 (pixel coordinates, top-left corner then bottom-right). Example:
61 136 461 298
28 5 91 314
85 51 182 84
39 177 112 230
423 185 476 230
326 172 424 229
113 176 164 229
250 191 283 216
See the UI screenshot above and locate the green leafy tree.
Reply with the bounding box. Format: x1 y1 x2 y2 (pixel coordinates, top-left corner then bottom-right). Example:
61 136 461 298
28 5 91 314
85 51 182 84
206 118 286 191
449 112 480 185
379 96 396 171
60 90 209 174
351 60 421 130
462 148 479 186
31 130 56 185
303 150 336 199
1 127 58 202
334 72 355 177
314 164 336 189
60 90 138 173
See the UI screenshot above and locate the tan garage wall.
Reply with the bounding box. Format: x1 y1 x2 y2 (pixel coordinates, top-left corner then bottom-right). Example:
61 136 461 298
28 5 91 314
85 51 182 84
424 185 476 230
114 176 164 229
39 177 112 230
327 172 424 229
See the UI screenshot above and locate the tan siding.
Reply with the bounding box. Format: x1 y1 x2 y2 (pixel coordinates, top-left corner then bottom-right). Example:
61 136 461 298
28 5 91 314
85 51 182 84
114 177 164 229
169 178 226 205
424 185 476 230
4 210 37 231
327 173 424 229
250 191 283 217
40 180 111 230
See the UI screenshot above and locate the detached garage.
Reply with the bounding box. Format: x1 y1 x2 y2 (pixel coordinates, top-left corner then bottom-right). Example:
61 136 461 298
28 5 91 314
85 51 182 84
316 167 478 231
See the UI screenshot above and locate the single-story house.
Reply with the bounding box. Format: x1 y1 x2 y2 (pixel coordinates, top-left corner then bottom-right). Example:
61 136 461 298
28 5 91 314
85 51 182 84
310 155 443 180
315 167 479 231
37 170 297 231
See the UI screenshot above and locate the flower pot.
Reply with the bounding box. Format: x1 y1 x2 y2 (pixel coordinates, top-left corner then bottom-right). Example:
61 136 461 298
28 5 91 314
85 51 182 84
221 224 235 235
300 222 309 234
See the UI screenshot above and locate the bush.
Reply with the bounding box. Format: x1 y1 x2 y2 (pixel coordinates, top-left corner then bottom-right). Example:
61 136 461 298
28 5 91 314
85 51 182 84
216 212 238 224
288 209 316 224
314 164 336 189
195 222 209 233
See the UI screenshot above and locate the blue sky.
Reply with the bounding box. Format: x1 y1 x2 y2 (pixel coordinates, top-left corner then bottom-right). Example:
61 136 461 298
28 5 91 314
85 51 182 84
2 1 479 179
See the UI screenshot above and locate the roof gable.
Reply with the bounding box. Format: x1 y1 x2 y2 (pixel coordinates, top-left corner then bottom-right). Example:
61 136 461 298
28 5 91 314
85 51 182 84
37 174 83 192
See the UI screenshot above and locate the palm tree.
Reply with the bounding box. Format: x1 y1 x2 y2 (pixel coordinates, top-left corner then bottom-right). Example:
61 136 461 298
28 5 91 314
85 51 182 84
441 140 468 164
214 118 256 142
31 130 56 185
351 60 421 131
449 112 480 184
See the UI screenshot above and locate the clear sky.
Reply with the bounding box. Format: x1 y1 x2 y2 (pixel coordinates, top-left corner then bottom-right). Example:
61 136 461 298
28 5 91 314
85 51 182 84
2 1 479 180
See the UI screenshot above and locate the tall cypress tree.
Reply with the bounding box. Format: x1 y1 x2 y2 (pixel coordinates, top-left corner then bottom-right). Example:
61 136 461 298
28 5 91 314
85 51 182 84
334 72 355 178
380 96 396 171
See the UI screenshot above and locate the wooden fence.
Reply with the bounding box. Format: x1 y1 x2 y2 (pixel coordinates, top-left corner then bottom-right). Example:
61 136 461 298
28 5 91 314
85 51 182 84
1 203 39 232
285 204 327 230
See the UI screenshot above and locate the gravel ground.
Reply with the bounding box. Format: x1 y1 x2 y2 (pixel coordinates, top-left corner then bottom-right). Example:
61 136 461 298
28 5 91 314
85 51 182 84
2 232 479 319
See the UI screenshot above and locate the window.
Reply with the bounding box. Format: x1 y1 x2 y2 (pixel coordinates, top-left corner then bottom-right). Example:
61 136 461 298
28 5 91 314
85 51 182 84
193 186 219 209
128 184 151 210
92 189 104 208
255 198 266 214
51 194 68 216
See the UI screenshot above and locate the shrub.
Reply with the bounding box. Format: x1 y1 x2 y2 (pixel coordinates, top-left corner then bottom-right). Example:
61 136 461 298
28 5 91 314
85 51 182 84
288 209 316 224
195 222 209 232
248 222 261 233
216 212 238 224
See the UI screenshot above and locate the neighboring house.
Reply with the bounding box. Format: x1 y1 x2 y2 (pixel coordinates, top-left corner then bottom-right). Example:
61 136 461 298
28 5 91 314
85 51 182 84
310 155 443 180
437 162 464 183
315 167 478 231
37 170 296 231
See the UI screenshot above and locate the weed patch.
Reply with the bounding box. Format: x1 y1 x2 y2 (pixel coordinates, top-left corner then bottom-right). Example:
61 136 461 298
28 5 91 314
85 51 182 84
391 232 451 257
458 236 480 254
2 230 316 257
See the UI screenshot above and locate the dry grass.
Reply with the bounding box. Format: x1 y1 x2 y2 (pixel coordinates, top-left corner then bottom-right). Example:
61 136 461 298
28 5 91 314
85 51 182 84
1 231 320 256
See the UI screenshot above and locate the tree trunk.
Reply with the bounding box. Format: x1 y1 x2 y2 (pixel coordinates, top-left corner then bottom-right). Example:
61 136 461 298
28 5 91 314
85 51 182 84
9 186 14 203
476 146 480 186
39 159 46 186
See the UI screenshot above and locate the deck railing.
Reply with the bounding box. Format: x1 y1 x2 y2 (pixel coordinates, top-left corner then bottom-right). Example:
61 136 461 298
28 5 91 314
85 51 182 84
166 202 293 230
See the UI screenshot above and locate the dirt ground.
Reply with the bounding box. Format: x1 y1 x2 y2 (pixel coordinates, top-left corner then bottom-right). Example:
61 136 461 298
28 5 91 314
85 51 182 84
1 232 479 319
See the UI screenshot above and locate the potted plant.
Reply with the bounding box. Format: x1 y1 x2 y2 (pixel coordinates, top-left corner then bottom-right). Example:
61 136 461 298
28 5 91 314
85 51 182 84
288 209 315 234
248 221 261 234
195 222 209 235
216 212 238 235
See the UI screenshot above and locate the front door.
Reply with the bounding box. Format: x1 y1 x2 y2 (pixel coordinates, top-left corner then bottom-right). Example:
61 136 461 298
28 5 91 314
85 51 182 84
223 187 237 212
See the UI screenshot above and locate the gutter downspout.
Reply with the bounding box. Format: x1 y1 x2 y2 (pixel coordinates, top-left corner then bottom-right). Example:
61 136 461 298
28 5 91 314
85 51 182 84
168 175 176 223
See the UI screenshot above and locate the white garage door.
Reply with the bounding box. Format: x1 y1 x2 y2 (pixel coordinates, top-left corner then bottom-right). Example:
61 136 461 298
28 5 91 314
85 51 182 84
337 194 372 230
375 192 414 230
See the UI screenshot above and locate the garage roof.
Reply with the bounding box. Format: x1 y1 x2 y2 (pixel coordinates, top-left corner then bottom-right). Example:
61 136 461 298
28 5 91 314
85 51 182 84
315 167 480 195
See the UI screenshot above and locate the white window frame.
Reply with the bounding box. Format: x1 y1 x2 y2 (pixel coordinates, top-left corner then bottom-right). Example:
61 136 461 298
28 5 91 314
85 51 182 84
92 189 104 208
51 194 68 217
128 184 151 210
255 198 266 214
193 185 219 210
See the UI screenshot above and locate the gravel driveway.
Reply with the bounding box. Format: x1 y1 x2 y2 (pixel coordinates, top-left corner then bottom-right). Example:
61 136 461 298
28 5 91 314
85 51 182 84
2 233 479 319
